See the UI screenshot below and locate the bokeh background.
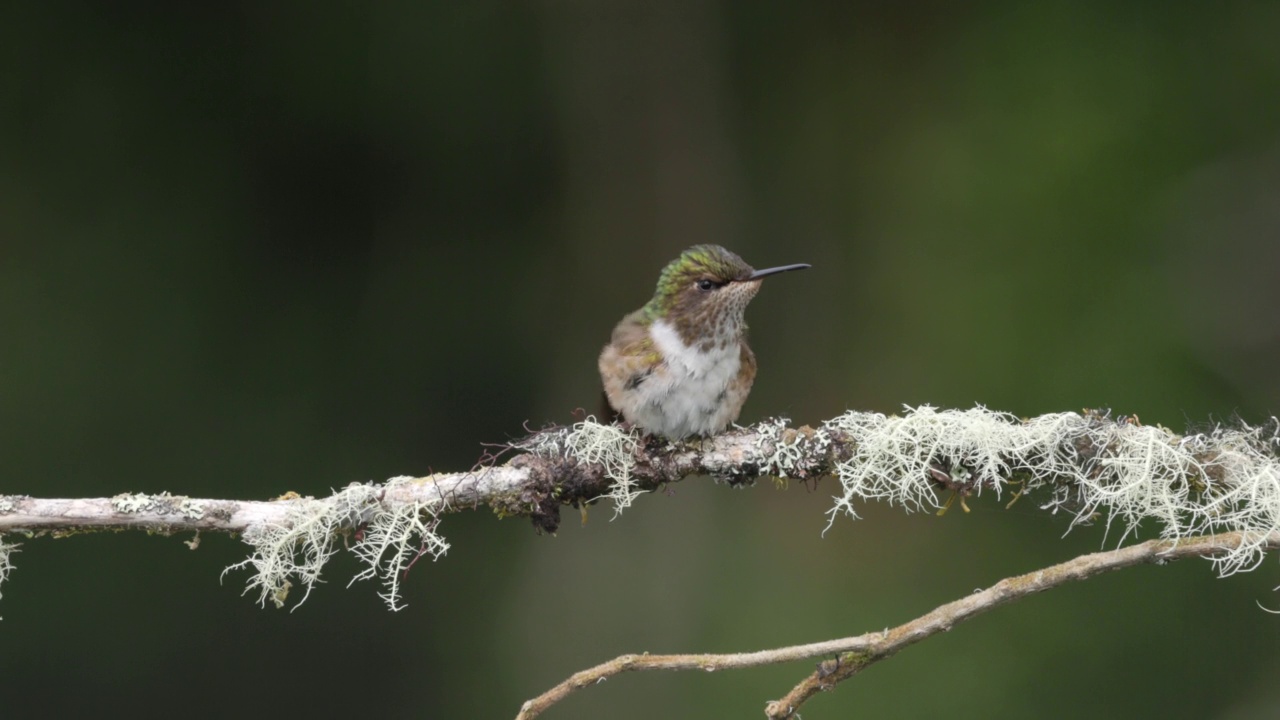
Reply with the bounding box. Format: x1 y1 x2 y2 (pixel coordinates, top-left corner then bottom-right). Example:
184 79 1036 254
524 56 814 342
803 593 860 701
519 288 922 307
4 2 1280 718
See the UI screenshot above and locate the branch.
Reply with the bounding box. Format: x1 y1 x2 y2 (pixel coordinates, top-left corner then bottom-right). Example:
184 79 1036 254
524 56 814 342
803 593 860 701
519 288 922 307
0 407 1277 612
515 530 1280 720
0 420 814 536
0 420 821 609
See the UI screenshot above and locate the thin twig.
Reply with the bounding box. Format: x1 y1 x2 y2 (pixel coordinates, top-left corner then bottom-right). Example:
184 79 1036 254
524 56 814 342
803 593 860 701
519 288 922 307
515 530 1280 720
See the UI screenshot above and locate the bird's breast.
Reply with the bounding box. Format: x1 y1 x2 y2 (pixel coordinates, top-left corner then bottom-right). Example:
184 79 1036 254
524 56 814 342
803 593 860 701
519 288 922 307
649 320 738 379
635 319 748 436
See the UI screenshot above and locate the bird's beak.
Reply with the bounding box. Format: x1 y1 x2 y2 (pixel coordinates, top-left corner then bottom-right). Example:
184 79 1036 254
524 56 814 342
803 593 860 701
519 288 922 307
746 263 811 280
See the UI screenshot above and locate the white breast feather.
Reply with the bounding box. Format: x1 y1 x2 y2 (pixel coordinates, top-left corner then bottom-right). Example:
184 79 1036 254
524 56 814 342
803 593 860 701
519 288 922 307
638 320 740 437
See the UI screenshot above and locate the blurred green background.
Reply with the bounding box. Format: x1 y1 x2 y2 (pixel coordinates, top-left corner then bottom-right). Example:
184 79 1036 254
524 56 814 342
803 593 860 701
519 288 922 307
4 2 1280 718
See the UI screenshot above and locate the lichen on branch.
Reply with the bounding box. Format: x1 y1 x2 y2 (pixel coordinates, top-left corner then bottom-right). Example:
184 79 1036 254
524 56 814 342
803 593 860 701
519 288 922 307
822 406 1280 576
0 406 1277 611
221 478 450 611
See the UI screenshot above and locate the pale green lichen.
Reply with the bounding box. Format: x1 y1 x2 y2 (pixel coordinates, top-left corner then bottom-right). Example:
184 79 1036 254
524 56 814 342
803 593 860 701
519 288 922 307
0 535 17 613
111 493 157 513
753 417 834 480
347 477 449 611
753 418 798 477
179 499 206 520
111 492 210 520
526 419 643 517
824 405 1280 577
223 479 449 611
568 421 640 515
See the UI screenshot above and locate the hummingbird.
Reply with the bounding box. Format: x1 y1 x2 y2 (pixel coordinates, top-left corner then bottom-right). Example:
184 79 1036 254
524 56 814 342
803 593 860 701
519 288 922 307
598 244 810 439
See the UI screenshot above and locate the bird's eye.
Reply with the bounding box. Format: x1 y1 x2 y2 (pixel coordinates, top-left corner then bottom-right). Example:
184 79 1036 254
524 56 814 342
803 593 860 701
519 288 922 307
696 279 718 291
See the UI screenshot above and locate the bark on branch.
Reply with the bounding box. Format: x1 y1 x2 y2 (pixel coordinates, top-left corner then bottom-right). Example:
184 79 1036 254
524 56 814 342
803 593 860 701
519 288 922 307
0 407 1276 703
0 421 823 537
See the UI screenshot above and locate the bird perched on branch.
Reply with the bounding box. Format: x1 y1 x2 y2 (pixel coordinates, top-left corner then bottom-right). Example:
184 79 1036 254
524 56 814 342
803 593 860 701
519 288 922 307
599 244 809 439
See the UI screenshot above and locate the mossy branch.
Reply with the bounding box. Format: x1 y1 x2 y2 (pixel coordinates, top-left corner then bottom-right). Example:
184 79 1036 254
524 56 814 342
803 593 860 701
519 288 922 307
1 407 1278 610
0 407 1278 712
